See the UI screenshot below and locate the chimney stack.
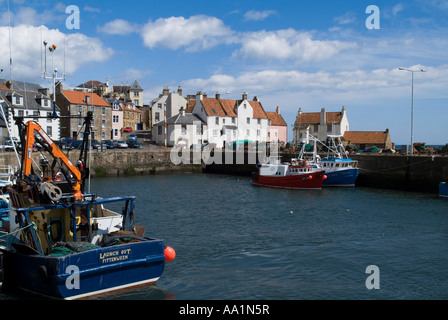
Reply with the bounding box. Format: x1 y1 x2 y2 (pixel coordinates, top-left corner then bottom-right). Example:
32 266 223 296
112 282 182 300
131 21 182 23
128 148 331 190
276 106 280 114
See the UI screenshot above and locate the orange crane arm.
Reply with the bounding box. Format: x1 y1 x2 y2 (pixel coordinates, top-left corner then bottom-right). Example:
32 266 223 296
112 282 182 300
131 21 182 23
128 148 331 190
23 121 83 200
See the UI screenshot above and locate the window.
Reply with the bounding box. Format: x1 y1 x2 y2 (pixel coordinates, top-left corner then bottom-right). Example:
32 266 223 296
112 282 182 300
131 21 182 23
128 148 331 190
113 129 119 137
134 100 139 105
158 103 162 109
257 119 261 125
196 124 202 135
101 131 106 140
232 118 236 124
155 112 160 122
46 126 52 137
78 118 82 127
85 96 90 104
113 115 119 124
158 126 162 135
33 111 39 121
47 112 52 122
102 107 106 116
327 124 332 133
102 119 106 128
133 91 139 97
78 105 82 114
246 129 250 136
246 118 250 124
213 130 218 137
257 130 260 137
215 117 219 125
181 124 187 134
222 118 225 124
18 110 24 117
313 125 318 132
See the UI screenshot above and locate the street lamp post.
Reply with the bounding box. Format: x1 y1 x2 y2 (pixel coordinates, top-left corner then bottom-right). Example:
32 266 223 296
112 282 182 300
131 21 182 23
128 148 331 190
398 67 425 155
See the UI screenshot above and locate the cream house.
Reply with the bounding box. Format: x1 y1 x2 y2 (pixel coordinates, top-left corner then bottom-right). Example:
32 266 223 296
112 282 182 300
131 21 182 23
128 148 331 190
293 106 349 144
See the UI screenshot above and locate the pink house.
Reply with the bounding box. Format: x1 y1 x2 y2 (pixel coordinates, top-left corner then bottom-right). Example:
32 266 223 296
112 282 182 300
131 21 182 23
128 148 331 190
266 106 287 144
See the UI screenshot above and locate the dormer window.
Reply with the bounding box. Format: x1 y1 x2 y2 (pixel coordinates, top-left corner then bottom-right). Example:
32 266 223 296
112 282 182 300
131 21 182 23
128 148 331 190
17 96 23 105
42 98 50 108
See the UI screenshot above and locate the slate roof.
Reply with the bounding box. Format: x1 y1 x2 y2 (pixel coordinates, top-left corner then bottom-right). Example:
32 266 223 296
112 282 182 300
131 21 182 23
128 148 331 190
154 112 206 126
130 80 143 91
0 79 43 92
0 88 54 111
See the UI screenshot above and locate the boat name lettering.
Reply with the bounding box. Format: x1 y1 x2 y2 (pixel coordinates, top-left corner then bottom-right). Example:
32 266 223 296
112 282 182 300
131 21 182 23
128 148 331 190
99 248 131 264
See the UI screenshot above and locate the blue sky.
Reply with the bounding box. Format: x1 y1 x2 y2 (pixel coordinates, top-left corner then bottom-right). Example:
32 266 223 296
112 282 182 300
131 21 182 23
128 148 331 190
1 0 448 145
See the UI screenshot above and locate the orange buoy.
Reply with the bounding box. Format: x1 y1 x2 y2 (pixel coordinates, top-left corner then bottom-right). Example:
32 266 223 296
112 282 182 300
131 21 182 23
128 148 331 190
308 175 313 180
323 175 328 179
164 246 176 262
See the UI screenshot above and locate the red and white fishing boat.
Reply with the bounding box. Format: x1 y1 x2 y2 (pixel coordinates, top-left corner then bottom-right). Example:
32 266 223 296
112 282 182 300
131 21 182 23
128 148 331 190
252 157 327 190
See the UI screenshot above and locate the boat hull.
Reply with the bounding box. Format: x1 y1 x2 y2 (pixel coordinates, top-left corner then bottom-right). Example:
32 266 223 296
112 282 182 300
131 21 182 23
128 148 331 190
439 182 448 198
252 171 325 189
1 239 165 299
322 168 359 187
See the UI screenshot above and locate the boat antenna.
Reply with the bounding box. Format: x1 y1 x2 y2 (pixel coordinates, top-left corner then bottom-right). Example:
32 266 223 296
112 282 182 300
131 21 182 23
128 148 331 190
41 41 64 118
7 0 13 83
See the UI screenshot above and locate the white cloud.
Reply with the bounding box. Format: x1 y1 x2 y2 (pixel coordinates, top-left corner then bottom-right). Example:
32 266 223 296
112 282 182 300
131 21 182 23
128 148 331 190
392 3 404 16
141 15 234 51
0 25 113 81
183 64 448 102
235 29 357 62
97 19 139 35
334 12 357 25
243 10 277 21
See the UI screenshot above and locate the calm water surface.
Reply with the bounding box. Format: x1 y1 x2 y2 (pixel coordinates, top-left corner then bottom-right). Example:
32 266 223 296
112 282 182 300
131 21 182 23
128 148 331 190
2 173 448 300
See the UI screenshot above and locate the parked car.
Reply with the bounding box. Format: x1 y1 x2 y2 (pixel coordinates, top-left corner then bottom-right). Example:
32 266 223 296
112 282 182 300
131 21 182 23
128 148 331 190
123 127 133 132
0 144 14 152
102 140 115 149
114 140 128 149
128 133 137 141
127 140 142 149
59 137 74 150
91 139 101 149
70 140 83 149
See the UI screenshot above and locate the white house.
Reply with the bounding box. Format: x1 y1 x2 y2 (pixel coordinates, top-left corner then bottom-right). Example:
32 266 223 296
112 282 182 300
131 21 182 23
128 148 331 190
186 91 269 148
0 81 60 141
152 107 206 148
151 86 187 126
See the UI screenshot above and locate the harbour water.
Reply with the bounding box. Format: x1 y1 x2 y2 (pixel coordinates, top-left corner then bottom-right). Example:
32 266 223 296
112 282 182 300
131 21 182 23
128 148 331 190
1 173 448 300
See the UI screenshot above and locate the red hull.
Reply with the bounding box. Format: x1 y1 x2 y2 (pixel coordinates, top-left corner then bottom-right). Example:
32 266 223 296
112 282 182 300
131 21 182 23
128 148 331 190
252 171 325 189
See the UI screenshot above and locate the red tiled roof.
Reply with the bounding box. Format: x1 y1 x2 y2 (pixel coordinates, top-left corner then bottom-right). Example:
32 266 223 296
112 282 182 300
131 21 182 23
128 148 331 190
202 97 227 116
266 111 287 126
62 90 110 107
219 99 237 117
186 99 196 113
294 111 343 125
343 131 388 144
248 100 268 119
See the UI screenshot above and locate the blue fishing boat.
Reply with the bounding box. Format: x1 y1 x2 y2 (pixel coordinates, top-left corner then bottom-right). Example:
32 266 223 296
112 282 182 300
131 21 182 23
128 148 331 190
0 112 175 299
439 182 448 198
299 135 359 187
